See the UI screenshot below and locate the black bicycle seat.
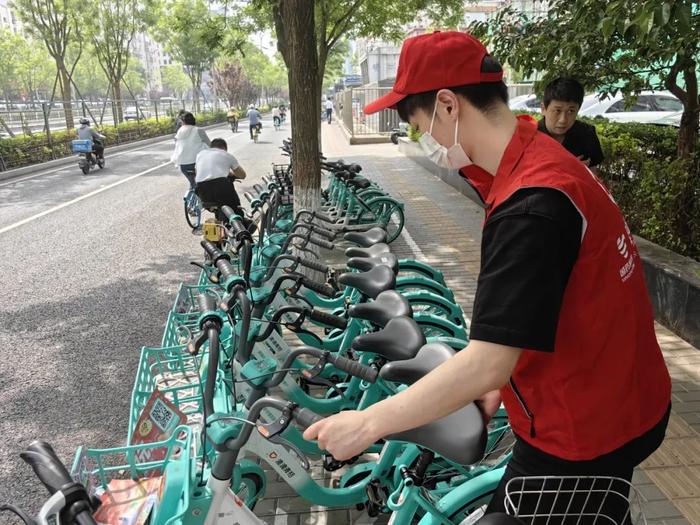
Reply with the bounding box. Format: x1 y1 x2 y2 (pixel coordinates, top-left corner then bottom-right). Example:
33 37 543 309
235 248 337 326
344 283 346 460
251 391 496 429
344 227 388 247
338 265 395 299
348 290 411 326
345 243 391 259
382 342 487 465
351 316 425 361
347 178 371 190
347 253 399 275
380 342 454 385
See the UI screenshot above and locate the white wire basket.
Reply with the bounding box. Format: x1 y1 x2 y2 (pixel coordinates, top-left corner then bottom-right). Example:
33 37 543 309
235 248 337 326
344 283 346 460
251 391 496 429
505 476 646 525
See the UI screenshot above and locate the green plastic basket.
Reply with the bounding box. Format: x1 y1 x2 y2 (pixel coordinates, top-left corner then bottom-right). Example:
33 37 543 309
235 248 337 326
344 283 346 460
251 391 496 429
128 345 232 448
71 426 192 525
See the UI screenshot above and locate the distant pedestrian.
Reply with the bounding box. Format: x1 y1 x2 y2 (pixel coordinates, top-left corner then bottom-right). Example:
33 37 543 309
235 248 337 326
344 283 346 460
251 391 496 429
538 78 604 173
325 98 333 124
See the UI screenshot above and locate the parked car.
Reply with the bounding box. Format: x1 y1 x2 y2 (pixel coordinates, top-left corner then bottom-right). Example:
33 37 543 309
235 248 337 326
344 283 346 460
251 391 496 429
648 110 682 128
123 106 150 121
509 94 541 113
579 91 683 124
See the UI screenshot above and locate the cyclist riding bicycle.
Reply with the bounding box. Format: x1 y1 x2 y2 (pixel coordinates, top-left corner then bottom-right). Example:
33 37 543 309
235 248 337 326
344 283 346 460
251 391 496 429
305 31 671 525
272 106 281 129
76 118 105 160
171 112 211 189
246 104 262 140
195 138 254 232
227 107 239 132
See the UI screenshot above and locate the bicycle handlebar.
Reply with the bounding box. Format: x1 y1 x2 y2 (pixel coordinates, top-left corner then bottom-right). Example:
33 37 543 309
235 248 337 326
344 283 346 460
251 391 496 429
20 441 72 495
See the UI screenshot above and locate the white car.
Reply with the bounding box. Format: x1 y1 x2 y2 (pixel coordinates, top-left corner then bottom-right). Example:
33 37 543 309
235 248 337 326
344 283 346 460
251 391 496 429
648 110 682 127
509 94 541 113
578 91 683 124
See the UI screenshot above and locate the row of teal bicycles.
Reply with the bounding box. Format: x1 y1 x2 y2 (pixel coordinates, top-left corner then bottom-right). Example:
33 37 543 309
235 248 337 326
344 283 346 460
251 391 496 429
5 141 643 525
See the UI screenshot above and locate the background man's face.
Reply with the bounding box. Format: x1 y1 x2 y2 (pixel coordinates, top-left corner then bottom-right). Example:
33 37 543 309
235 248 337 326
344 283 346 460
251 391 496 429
541 100 580 137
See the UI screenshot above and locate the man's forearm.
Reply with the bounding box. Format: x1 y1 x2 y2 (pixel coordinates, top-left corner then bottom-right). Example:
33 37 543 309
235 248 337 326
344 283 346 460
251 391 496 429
364 340 520 438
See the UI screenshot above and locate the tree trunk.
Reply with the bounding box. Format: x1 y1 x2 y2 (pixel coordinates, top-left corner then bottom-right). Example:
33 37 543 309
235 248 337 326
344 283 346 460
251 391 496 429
279 0 321 215
113 82 124 123
58 66 74 129
677 106 699 159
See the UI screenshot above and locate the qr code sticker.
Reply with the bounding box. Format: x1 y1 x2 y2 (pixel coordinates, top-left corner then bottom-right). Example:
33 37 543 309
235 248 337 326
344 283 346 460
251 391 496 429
151 398 174 432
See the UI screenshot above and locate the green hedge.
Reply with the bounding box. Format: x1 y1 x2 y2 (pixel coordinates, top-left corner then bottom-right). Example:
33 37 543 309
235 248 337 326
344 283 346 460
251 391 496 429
590 119 700 261
0 110 227 171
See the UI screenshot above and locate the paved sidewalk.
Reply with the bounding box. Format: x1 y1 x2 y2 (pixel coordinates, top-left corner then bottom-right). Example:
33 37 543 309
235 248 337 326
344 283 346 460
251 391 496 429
249 122 700 525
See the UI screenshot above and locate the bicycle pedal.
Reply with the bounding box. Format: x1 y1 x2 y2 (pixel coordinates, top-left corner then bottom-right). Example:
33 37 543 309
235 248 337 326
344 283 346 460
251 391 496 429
365 479 388 517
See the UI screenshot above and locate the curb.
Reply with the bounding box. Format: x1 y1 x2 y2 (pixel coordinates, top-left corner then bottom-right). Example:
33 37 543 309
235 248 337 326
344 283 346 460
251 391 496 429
0 120 232 183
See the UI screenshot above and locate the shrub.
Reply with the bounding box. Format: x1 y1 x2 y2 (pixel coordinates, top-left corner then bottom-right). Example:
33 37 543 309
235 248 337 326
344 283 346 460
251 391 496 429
0 110 227 171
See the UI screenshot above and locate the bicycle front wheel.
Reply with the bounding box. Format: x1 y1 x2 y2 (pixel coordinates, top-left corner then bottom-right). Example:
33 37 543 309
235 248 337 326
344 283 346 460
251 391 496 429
184 194 201 229
361 197 405 243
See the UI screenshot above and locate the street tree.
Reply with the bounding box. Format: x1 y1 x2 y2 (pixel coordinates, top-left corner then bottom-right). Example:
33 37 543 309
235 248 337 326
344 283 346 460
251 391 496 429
154 0 225 112
12 0 84 129
16 40 56 103
273 0 321 214
471 0 699 160
161 63 191 99
0 29 22 104
87 0 155 122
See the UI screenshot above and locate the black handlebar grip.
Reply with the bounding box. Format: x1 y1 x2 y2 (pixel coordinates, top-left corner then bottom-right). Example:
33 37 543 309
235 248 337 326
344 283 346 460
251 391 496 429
293 407 324 430
298 257 330 274
328 355 378 384
349 163 362 173
20 441 72 495
244 192 255 203
308 236 334 250
221 205 237 220
218 259 237 283
201 240 225 260
309 224 335 240
197 293 217 313
301 278 336 298
308 309 347 330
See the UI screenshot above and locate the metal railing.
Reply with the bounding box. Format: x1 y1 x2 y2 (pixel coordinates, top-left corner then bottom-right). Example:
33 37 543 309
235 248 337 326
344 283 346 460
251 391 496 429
0 98 227 138
0 98 228 172
338 87 401 137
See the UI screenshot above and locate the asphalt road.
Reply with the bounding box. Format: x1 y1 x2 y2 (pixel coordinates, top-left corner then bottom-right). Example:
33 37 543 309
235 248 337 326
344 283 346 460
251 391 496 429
0 119 288 519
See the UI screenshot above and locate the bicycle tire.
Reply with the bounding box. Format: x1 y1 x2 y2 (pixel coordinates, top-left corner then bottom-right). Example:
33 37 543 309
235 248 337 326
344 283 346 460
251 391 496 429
235 472 264 510
361 197 404 243
81 163 90 175
184 194 201 229
408 298 463 326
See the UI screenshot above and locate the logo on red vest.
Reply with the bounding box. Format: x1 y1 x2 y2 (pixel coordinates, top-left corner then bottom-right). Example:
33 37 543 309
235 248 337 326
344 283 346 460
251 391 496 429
616 232 636 282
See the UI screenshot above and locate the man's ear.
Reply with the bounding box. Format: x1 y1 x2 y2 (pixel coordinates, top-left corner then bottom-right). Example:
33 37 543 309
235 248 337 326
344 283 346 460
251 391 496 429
436 89 460 121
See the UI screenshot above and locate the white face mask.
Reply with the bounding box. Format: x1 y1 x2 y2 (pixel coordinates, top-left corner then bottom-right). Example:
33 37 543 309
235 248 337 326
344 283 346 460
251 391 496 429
418 98 473 170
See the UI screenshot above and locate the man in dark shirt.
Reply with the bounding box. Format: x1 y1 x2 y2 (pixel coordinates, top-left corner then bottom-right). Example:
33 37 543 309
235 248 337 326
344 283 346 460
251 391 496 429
538 77 604 172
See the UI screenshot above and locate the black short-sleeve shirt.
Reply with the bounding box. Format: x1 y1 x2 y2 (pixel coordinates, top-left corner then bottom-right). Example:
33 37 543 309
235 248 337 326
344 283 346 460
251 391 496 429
469 187 583 352
537 119 604 167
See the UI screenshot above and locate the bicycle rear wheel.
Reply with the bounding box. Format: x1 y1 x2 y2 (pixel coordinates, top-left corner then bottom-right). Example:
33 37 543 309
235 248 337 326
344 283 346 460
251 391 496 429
360 197 405 243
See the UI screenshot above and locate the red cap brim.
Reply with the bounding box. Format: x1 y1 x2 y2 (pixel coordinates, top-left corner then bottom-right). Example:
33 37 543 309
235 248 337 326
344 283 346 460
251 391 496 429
363 90 407 115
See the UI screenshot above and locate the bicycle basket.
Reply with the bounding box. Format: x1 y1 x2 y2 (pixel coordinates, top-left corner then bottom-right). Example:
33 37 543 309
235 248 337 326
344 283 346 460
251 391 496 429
71 426 192 525
128 345 232 447
505 476 646 525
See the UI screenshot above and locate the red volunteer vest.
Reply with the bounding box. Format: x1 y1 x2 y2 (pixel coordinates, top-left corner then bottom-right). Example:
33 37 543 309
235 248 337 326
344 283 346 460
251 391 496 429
464 118 671 460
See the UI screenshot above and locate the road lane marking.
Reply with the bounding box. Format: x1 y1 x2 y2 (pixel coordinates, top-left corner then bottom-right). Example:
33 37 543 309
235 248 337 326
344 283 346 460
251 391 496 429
0 161 171 235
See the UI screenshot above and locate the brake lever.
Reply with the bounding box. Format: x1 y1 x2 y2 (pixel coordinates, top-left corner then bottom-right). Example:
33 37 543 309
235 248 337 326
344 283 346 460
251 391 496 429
190 261 219 284
255 407 311 471
187 330 208 356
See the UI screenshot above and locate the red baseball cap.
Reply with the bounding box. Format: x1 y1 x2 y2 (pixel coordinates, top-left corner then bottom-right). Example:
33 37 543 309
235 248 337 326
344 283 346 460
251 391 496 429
364 31 503 115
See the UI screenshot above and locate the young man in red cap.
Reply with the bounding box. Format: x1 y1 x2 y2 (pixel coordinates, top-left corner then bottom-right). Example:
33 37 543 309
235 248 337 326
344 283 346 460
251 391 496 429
304 31 671 518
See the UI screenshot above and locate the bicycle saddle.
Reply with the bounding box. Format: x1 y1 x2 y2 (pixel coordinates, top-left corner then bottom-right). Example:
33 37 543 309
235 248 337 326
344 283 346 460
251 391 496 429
347 178 371 190
348 290 412 327
351 316 425 361
380 342 454 385
344 227 388 247
383 342 487 465
347 253 399 275
338 265 395 299
345 242 391 259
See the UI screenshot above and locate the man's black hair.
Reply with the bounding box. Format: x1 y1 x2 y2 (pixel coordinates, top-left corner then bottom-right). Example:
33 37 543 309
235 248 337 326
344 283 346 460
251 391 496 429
396 55 508 122
542 78 584 108
183 112 196 125
211 138 227 150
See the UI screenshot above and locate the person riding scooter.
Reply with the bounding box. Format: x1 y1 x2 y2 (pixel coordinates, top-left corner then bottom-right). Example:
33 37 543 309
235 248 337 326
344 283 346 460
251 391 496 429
77 118 105 160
